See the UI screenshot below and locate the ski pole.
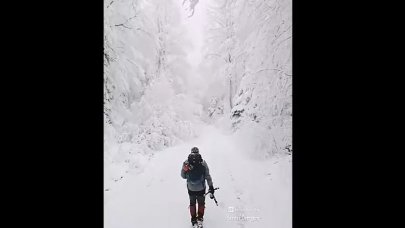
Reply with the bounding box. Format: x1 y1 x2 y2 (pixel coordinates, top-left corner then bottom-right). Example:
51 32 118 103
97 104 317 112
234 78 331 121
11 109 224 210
205 187 220 206
212 195 218 206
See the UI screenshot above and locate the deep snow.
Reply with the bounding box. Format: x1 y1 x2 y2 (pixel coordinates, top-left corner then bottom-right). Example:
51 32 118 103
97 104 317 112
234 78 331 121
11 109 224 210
104 125 291 228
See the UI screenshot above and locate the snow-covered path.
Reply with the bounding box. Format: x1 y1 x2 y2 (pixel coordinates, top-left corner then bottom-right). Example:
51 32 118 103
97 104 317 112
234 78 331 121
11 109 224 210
105 125 291 228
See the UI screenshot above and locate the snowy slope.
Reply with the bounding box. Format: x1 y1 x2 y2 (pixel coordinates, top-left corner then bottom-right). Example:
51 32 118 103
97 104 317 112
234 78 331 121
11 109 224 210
105 125 291 228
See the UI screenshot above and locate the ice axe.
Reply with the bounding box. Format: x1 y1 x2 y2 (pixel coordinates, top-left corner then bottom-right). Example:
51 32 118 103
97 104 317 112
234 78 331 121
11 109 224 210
205 187 219 206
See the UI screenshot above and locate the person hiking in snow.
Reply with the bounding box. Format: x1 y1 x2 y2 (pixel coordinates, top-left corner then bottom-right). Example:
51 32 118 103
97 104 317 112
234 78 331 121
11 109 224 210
181 147 215 226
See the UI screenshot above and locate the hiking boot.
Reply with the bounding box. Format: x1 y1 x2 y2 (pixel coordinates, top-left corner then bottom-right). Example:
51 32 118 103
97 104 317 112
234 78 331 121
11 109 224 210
191 216 197 226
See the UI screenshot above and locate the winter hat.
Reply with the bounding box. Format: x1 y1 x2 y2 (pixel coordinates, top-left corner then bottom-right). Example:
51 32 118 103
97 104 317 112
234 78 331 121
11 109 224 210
191 147 199 153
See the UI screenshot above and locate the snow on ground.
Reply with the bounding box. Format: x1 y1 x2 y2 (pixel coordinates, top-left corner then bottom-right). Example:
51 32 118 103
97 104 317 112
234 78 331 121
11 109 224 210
105 124 291 228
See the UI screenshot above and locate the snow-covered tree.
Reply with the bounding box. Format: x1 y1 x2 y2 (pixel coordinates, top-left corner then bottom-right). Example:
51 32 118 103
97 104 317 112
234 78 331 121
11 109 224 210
104 0 292 190
104 0 200 190
105 1 292 226
202 0 292 158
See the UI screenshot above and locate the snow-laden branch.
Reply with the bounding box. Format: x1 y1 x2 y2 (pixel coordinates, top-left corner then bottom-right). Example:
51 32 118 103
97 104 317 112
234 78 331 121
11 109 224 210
182 0 200 17
106 1 114 8
114 24 132 29
113 15 138 29
204 53 228 63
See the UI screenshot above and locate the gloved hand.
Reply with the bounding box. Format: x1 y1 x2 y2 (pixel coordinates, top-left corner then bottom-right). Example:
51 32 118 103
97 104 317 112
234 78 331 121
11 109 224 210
209 186 215 194
183 162 191 172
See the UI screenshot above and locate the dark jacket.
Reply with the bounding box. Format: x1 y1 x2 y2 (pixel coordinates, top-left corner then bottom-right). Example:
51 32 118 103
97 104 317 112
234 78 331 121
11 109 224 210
181 160 213 191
